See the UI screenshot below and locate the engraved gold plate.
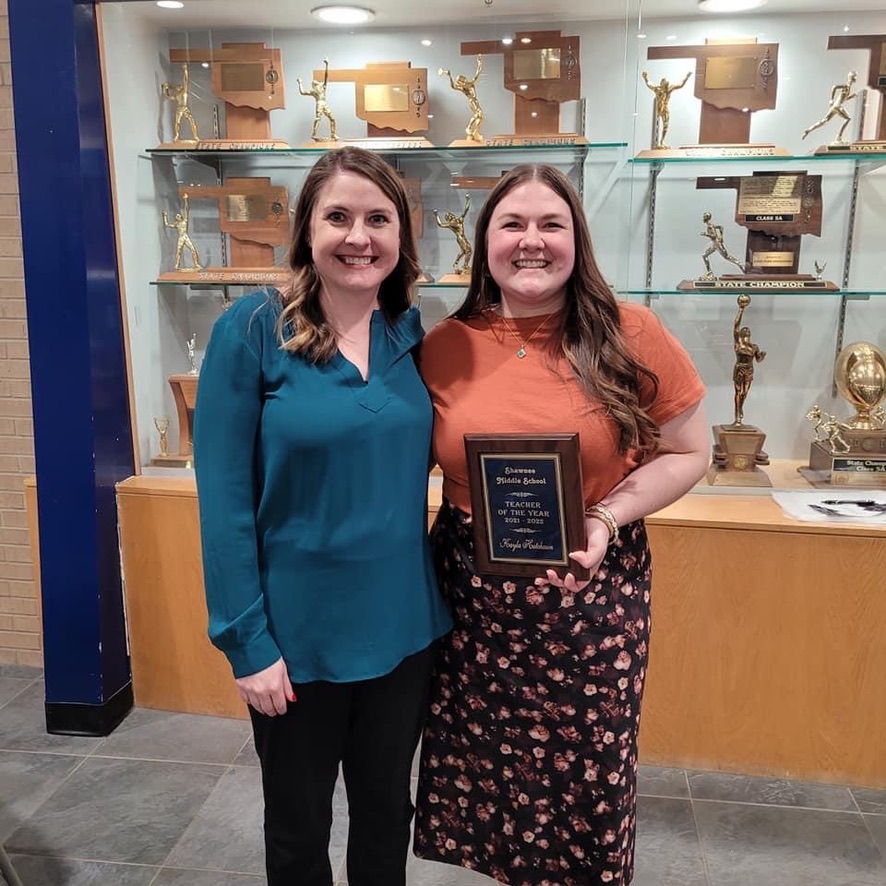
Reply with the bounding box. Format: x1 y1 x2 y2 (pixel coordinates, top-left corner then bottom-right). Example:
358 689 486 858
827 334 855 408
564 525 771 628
221 63 266 92
705 56 758 90
513 48 561 80
738 175 803 215
226 194 269 223
750 251 796 268
363 83 410 113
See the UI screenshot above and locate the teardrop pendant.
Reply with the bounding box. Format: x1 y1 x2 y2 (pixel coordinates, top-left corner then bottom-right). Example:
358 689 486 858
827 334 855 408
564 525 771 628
516 347 527 359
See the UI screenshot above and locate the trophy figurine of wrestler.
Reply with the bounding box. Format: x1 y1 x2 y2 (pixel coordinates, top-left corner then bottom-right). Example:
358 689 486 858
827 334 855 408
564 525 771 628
297 57 338 142
641 70 691 150
153 416 170 458
700 211 746 280
439 55 484 143
162 194 202 272
433 194 472 278
802 71 858 145
161 63 199 143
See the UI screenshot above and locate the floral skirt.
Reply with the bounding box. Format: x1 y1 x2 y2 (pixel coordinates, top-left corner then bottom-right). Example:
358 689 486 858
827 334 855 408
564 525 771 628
413 499 653 886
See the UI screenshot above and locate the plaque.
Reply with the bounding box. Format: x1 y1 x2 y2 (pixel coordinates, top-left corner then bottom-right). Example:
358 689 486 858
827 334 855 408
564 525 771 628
162 43 289 149
464 434 588 579
800 342 886 488
315 60 432 146
638 38 789 157
678 171 839 291
158 177 289 285
457 30 587 145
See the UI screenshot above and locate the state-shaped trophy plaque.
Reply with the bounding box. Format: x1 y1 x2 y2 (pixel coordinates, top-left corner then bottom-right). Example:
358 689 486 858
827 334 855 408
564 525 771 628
679 171 839 292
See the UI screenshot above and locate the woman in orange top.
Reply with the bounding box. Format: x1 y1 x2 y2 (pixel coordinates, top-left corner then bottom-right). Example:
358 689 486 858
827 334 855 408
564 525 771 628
413 164 709 885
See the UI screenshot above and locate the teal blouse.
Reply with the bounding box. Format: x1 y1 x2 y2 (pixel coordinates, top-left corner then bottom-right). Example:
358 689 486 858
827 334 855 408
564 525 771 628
194 290 451 682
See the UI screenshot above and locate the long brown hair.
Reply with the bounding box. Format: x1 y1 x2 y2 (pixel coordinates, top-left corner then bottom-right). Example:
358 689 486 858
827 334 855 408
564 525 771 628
456 163 661 459
277 146 421 361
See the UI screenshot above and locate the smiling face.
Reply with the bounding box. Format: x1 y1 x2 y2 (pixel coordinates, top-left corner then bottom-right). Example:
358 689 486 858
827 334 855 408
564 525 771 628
309 171 401 306
485 180 575 316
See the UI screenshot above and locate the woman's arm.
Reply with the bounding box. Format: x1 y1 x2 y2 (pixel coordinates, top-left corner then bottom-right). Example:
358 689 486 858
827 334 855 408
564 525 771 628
548 400 709 589
194 297 294 715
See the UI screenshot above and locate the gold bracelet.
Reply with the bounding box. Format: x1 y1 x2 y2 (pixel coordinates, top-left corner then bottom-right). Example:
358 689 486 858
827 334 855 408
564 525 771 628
584 503 619 544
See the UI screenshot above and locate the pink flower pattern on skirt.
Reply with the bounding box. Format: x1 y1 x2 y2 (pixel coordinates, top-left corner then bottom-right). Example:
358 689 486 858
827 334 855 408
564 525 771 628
413 499 652 885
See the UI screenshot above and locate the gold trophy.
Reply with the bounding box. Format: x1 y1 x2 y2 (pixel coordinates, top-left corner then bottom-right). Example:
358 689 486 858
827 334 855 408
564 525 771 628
298 58 339 144
311 60 432 148
803 342 886 487
678 173 839 292
153 417 170 458
161 64 199 143
162 195 203 272
707 295 771 487
439 55 485 145
641 71 691 150
433 194 472 282
818 33 886 153
802 72 859 150
640 38 788 157
151 336 201 469
163 42 289 149
158 180 290 286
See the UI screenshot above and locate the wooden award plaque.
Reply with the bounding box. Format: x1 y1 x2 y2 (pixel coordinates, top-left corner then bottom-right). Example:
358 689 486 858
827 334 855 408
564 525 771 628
464 434 588 579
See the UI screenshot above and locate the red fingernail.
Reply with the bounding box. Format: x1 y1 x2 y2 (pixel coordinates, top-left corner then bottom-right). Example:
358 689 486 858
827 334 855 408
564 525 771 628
289 693 297 703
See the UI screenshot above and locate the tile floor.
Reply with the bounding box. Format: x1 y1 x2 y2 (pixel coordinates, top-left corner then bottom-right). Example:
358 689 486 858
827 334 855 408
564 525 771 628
1 664 884 885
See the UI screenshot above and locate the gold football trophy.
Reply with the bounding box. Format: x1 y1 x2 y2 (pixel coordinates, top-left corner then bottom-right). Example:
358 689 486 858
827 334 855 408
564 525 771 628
803 342 886 487
433 194 472 282
708 295 771 487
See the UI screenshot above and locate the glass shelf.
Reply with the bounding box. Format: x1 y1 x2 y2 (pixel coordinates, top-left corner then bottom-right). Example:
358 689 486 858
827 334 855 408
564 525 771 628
620 288 886 299
145 141 628 162
630 151 886 165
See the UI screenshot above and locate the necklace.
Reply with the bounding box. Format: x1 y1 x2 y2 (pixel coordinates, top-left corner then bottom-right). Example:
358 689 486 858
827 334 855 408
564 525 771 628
497 308 559 358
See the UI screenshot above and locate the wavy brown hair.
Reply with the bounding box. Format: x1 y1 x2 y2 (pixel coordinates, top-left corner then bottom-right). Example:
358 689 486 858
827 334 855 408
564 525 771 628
277 146 421 361
456 163 661 459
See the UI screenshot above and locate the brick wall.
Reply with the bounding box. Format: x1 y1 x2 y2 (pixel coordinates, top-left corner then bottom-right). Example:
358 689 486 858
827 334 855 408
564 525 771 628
0 0 41 668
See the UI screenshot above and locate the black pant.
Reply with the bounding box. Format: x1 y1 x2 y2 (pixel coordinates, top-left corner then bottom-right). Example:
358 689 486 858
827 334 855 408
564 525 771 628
249 643 436 886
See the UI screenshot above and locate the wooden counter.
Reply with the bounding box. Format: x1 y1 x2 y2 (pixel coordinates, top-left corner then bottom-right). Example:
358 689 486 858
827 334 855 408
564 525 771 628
115 473 886 787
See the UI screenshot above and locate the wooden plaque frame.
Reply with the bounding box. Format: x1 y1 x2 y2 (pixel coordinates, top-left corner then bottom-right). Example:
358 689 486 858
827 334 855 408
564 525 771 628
464 433 588 579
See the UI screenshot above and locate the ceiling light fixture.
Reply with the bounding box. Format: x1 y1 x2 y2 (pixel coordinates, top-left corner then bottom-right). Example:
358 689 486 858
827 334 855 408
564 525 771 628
698 0 767 12
156 1 184 8
310 5 375 24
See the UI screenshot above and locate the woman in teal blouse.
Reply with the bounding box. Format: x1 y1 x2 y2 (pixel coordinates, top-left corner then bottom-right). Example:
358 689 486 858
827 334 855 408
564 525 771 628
194 147 451 886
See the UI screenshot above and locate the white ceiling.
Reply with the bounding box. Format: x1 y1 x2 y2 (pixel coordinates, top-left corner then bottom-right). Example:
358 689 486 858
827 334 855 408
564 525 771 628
127 0 886 30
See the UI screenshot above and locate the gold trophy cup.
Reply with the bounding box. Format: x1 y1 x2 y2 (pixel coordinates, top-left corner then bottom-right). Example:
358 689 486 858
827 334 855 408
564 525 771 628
805 342 886 486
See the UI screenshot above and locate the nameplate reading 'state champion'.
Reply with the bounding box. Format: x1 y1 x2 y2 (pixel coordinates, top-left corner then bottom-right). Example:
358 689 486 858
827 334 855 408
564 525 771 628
464 434 588 579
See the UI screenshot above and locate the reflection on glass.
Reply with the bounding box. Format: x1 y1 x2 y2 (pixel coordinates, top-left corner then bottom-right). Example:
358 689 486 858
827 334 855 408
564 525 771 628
363 84 410 112
514 48 561 80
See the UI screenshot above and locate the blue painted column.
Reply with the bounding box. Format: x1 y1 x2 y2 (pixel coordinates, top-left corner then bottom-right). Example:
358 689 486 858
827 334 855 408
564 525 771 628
8 0 134 734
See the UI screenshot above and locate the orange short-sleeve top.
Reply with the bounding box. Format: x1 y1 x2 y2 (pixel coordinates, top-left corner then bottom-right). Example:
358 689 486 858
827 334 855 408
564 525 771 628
420 302 706 514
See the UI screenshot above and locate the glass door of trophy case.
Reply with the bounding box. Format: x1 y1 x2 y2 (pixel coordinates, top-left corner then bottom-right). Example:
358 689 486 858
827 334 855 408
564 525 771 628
98 0 885 486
